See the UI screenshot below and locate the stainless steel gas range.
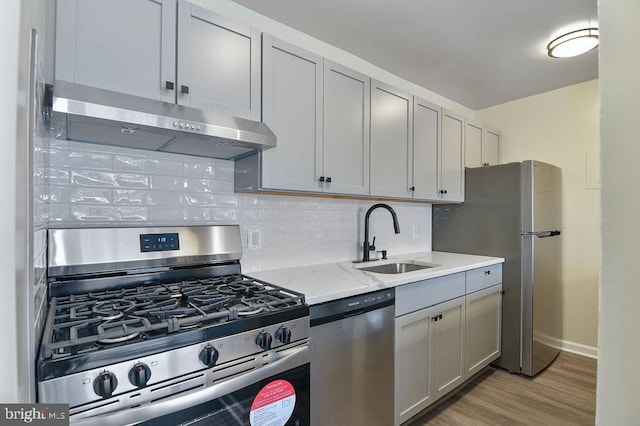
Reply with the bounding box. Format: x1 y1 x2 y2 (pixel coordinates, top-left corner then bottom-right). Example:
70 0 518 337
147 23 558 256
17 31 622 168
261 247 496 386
37 225 310 426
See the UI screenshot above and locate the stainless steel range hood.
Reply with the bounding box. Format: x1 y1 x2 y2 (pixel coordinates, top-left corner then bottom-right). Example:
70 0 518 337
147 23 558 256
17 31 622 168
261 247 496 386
47 81 276 160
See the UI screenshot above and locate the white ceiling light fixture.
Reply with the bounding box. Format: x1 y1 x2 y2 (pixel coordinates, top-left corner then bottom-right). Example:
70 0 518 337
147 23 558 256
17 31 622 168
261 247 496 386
547 27 599 58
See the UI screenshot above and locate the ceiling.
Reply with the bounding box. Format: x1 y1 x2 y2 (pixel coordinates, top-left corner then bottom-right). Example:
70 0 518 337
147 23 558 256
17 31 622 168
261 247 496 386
231 0 598 110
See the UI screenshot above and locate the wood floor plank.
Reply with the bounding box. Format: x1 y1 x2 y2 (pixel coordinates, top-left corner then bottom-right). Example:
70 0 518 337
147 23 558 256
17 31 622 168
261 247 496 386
409 352 597 426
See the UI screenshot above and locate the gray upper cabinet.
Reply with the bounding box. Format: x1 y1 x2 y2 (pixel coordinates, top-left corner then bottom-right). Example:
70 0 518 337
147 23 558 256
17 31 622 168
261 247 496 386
323 61 370 195
56 0 176 103
440 110 465 202
412 98 440 200
483 128 501 166
55 0 261 120
260 35 323 192
465 121 501 168
370 80 413 199
177 1 261 120
465 121 484 168
237 39 370 196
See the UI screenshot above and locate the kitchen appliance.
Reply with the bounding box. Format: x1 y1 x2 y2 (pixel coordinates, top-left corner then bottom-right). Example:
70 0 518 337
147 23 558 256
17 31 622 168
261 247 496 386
37 225 309 425
45 81 276 160
433 160 562 376
309 288 395 426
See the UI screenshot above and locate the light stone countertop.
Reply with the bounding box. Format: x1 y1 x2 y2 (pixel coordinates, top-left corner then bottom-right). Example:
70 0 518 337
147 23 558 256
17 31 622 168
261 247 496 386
246 251 504 305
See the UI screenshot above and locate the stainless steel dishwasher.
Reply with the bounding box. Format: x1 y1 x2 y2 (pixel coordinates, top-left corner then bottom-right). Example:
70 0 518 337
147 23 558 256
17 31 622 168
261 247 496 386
310 288 394 426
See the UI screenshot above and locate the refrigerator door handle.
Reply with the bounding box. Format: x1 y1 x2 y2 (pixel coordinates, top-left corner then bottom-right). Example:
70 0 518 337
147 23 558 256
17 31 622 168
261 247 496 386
520 230 561 238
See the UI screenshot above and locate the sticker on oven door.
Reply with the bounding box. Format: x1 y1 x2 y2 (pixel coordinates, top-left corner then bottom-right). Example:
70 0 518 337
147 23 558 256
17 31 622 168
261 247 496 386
249 379 296 426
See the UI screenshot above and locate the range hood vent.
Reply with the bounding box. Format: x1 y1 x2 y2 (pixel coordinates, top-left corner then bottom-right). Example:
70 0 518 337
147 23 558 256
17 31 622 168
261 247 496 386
46 81 276 160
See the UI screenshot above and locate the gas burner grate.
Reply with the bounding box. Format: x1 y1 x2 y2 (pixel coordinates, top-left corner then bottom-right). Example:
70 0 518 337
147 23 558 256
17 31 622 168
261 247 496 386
40 275 305 359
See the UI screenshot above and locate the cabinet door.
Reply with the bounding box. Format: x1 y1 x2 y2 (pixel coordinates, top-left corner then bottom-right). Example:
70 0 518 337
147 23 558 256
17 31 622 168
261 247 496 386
431 296 466 400
465 121 484 168
323 61 370 195
394 306 434 426
412 98 440 200
370 80 413 198
56 0 176 103
466 285 502 377
484 128 501 166
261 36 323 192
440 110 465 202
177 1 261 120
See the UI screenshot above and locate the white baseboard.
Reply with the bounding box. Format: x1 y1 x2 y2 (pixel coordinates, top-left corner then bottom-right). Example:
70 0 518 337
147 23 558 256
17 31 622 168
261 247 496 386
557 339 598 359
534 331 598 359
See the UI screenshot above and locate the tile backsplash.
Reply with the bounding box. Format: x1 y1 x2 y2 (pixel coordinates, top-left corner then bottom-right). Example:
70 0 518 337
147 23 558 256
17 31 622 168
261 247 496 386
39 140 432 272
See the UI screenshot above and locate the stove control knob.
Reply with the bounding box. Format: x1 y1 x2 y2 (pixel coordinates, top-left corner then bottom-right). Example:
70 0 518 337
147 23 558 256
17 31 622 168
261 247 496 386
199 345 220 367
255 331 273 350
276 326 292 345
128 363 151 388
93 371 118 398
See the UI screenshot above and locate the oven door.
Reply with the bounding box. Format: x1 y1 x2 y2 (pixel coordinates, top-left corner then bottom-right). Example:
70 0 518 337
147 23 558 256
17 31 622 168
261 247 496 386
71 344 309 426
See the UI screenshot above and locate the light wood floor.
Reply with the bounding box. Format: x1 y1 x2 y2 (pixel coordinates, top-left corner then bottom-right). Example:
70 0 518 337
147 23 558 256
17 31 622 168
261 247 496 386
409 352 597 426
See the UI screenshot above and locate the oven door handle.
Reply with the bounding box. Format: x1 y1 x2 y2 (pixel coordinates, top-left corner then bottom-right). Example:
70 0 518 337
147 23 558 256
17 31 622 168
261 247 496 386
71 344 309 426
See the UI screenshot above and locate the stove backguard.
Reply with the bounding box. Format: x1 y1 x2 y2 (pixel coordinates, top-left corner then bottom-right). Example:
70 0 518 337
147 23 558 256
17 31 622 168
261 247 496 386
47 225 242 278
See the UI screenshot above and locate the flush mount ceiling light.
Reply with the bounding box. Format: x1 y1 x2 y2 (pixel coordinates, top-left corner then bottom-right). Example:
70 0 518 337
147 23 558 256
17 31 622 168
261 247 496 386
547 28 599 58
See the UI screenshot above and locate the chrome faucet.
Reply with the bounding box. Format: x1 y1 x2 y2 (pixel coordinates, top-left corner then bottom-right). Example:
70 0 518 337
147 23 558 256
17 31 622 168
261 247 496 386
362 203 400 262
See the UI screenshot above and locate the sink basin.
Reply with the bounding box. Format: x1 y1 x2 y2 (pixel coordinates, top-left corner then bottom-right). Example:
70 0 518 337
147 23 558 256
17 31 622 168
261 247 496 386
357 262 438 274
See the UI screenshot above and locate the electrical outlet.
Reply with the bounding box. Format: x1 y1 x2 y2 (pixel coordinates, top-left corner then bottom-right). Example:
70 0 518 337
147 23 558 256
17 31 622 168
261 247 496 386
412 225 421 239
247 228 262 249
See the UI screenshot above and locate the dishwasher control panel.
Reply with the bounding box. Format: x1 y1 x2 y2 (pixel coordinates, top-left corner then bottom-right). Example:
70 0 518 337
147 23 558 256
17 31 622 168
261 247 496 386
310 288 395 326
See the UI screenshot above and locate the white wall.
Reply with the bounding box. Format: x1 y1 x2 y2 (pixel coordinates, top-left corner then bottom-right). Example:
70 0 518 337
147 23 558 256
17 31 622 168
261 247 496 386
0 0 22 403
1 0 49 403
476 80 600 355
597 0 640 423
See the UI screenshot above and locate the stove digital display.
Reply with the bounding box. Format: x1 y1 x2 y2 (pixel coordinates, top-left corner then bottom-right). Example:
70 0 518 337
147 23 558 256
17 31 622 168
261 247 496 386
140 233 180 252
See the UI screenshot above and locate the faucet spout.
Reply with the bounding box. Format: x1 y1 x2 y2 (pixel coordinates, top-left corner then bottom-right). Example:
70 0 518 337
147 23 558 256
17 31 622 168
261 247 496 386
363 203 400 262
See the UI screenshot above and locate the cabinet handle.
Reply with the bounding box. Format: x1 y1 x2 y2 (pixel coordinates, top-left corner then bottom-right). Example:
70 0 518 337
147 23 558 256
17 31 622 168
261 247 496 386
181 85 190 94
326 177 332 183
485 270 491 275
438 314 443 320
165 81 174 90
409 186 415 191
500 291 506 295
444 190 448 194
318 176 325 182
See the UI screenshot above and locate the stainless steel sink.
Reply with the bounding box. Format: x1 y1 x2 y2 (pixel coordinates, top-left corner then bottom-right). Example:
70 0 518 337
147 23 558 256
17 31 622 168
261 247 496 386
357 262 438 274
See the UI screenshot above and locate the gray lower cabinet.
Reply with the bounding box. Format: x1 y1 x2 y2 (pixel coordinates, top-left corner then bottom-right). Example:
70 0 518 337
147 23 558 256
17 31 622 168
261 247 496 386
465 284 503 377
394 273 466 425
394 266 502 425
394 305 435 425
55 0 261 119
431 296 466 399
465 265 503 377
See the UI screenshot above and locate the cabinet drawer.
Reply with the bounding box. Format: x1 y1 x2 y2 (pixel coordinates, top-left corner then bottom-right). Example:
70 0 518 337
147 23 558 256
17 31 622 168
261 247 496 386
466 264 502 293
395 273 465 317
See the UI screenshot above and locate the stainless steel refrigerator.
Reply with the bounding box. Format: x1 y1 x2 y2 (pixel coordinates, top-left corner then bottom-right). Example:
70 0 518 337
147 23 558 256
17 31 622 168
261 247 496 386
433 160 562 376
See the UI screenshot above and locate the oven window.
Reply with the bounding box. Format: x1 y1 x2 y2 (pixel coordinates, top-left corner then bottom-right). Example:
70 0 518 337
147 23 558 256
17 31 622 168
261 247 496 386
138 364 310 426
